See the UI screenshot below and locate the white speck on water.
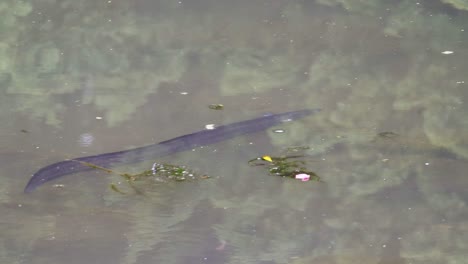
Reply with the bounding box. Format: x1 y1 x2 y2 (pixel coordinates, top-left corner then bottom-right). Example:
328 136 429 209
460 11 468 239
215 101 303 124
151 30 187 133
441 51 454 54
273 129 285 133
205 124 216 130
96 116 103 120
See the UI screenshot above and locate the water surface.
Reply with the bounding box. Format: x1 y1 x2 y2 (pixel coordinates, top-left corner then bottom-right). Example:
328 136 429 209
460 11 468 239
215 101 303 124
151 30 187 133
1 0 468 263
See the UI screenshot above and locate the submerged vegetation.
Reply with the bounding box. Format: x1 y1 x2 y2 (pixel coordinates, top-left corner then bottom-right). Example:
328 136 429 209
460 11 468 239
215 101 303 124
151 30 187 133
248 147 321 182
77 148 320 195
77 160 210 195
1 0 468 263
249 155 319 181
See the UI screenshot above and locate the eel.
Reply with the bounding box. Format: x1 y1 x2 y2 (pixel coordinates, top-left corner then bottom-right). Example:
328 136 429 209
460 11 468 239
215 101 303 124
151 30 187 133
24 108 320 192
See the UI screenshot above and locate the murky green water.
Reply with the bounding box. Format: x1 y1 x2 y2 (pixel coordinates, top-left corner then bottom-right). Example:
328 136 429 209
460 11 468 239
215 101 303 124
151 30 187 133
1 0 468 263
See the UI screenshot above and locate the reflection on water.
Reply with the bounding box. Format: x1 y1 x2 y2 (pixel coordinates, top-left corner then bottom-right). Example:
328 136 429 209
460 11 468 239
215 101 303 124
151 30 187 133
77 133 95 148
1 0 468 263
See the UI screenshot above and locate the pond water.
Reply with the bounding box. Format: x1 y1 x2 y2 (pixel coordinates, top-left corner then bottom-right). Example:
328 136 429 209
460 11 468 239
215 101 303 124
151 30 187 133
1 0 467 263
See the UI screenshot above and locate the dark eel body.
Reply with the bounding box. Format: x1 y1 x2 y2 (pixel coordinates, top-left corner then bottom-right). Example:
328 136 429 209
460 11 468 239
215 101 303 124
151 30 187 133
25 109 320 192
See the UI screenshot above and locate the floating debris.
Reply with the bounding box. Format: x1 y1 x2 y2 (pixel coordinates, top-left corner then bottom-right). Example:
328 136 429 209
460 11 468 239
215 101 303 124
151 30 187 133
262 155 273 162
76 160 210 195
208 104 224 110
377 131 399 139
110 183 127 194
205 124 216 130
295 173 311 182
273 129 285 133
371 131 400 142
248 152 321 182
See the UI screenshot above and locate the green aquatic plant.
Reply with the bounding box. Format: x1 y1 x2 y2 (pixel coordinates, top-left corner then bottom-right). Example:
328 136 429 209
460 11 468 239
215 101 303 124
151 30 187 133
76 160 210 195
75 145 320 196
208 104 224 110
248 148 321 182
